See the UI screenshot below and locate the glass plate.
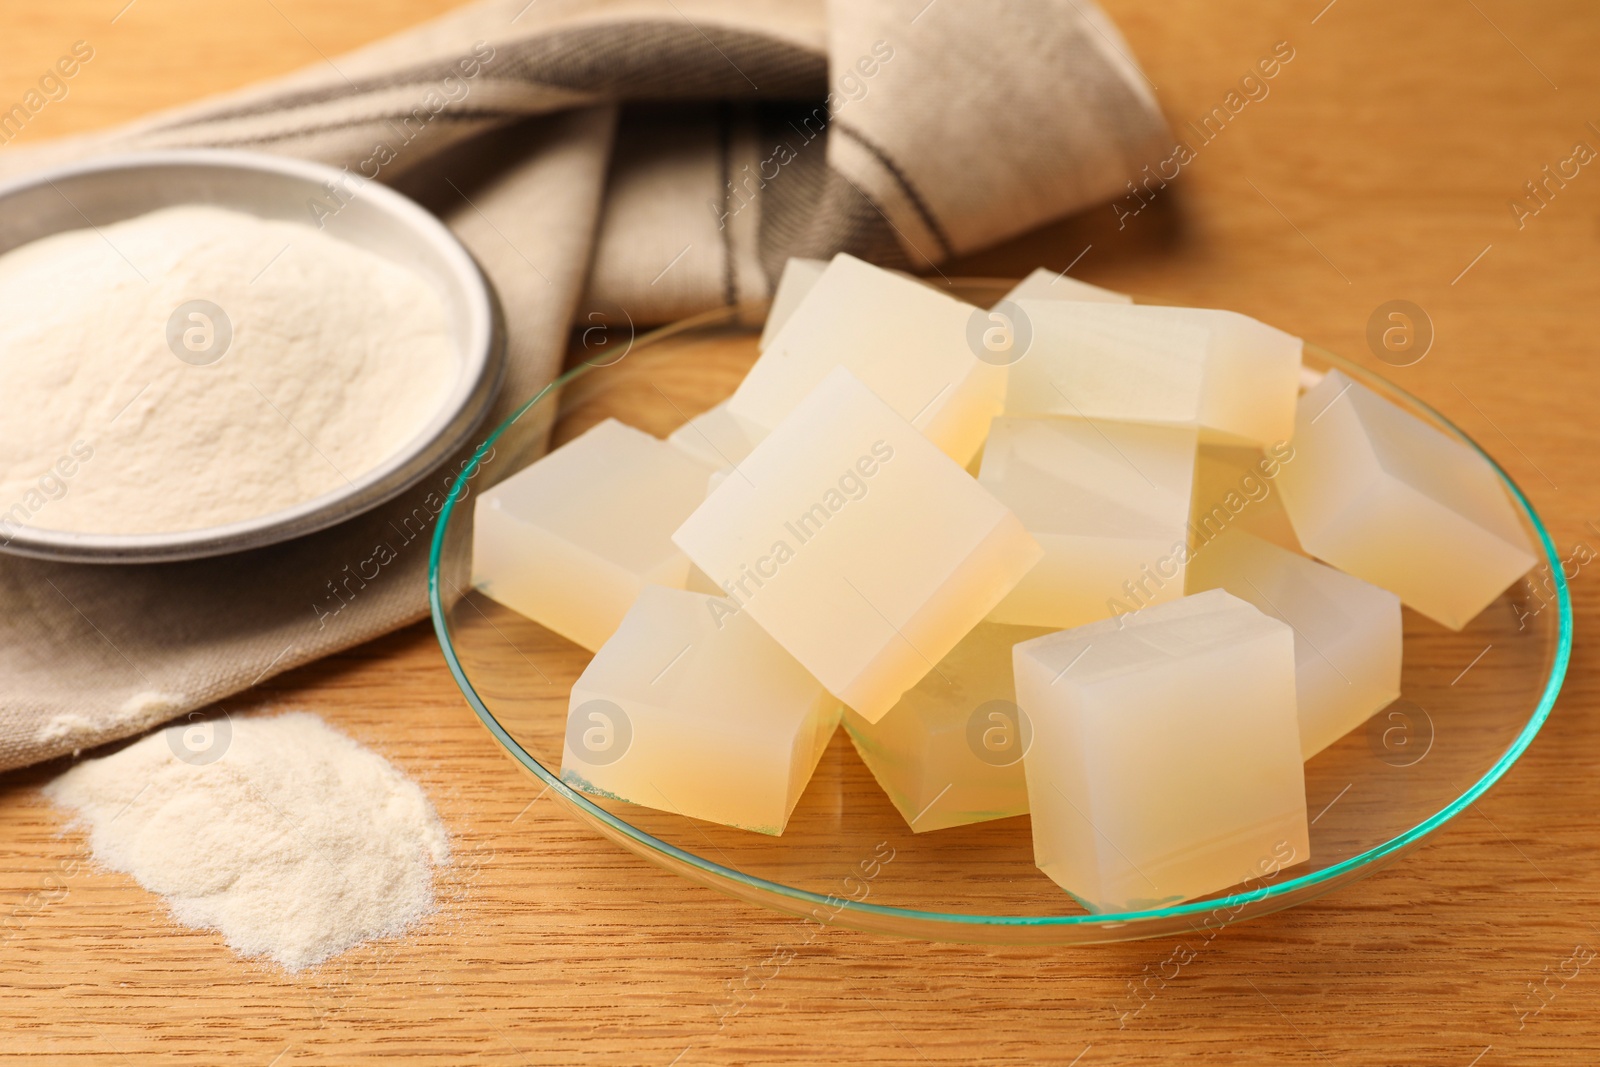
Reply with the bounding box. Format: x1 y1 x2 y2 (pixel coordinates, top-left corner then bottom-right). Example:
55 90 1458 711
428 280 1570 944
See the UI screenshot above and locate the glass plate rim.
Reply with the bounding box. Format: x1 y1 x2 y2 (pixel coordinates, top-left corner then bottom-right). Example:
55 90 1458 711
427 286 1572 929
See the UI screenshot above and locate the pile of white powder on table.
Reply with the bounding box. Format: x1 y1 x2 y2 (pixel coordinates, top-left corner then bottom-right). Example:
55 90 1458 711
44 711 449 972
0 204 455 535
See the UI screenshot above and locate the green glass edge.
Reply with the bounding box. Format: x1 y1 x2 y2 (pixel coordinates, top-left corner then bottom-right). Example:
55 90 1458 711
428 315 1572 931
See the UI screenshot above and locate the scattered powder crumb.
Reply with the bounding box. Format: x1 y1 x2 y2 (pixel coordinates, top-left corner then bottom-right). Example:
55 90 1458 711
34 714 98 749
44 711 449 971
35 689 188 750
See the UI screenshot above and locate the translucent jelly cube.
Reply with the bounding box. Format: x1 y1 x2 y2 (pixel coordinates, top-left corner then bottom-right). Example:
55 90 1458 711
472 418 711 651
1191 443 1302 554
1277 369 1537 630
727 253 1006 465
996 266 1130 305
675 367 1042 723
761 256 930 351
844 623 1049 832
666 400 765 472
759 257 827 350
1014 589 1309 913
1187 529 1401 759
1005 302 1302 447
979 415 1196 628
562 585 841 835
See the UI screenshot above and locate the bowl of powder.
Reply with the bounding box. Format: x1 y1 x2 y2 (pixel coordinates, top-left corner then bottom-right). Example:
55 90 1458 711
0 149 503 563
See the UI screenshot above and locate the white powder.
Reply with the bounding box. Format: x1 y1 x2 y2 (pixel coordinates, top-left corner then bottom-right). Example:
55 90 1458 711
0 205 455 534
36 688 187 751
44 711 449 971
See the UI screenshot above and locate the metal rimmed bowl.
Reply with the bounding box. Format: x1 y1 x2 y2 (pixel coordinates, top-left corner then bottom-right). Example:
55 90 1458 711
429 281 1568 944
0 148 503 564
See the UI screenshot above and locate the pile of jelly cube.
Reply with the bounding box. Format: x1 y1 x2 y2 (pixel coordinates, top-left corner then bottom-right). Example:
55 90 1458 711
473 255 1537 913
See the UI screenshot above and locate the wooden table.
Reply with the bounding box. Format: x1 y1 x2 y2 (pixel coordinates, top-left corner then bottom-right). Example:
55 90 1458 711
2 1 1596 1063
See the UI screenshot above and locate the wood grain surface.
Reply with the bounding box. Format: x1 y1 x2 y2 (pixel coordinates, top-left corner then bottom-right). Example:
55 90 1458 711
1 1 1597 1064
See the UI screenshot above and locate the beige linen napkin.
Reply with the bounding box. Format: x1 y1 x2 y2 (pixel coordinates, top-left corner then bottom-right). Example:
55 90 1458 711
0 0 1167 772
